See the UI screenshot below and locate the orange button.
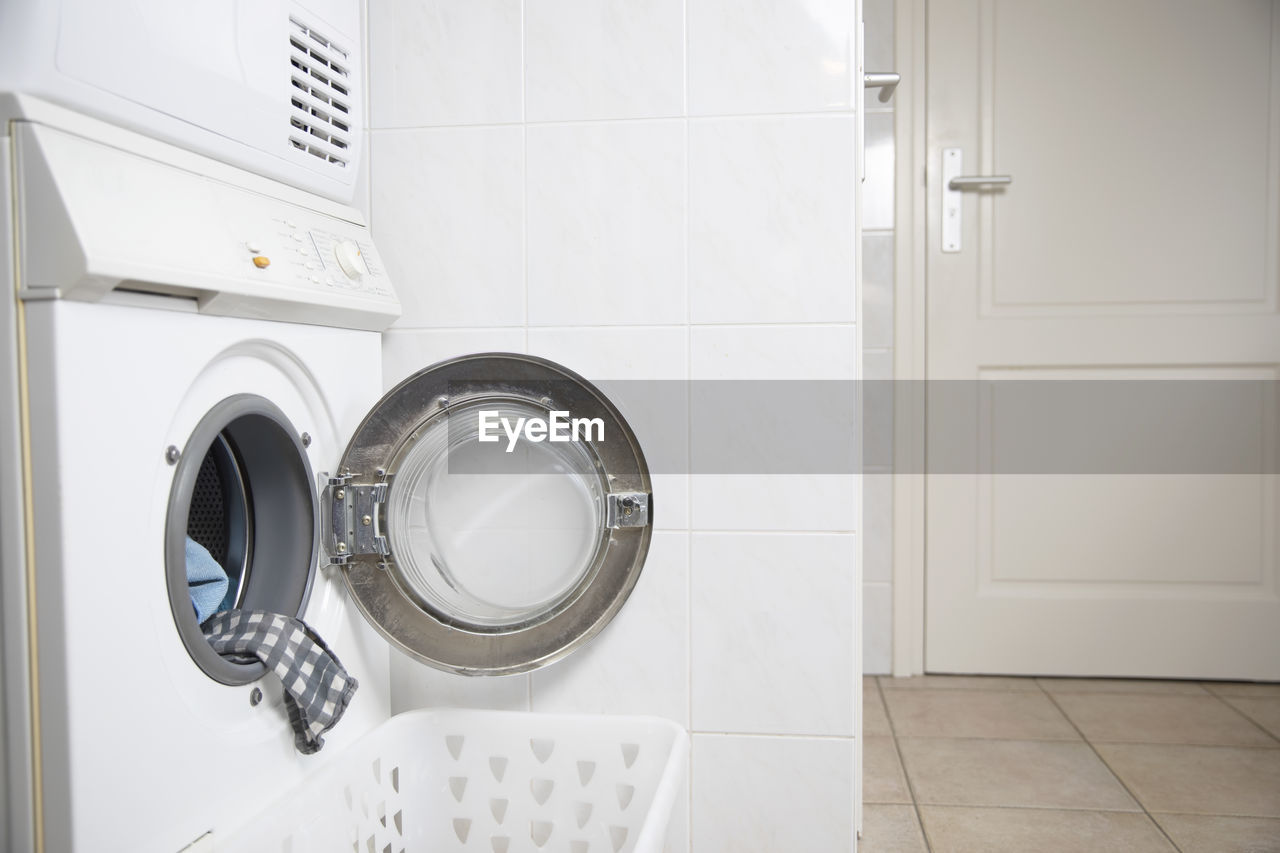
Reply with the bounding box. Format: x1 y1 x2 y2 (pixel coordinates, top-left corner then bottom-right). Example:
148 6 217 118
252 256 271 269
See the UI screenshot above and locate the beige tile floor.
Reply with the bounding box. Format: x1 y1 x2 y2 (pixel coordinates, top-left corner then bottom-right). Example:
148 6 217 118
861 676 1280 853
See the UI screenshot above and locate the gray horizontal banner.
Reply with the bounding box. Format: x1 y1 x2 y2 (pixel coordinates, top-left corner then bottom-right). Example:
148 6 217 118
443 380 1280 475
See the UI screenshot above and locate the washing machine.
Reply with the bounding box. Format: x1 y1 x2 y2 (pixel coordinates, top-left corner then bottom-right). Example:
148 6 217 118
0 98 654 852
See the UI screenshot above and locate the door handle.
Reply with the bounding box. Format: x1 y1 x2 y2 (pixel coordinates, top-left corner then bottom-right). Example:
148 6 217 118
947 175 1013 190
941 148 1013 253
864 71 900 103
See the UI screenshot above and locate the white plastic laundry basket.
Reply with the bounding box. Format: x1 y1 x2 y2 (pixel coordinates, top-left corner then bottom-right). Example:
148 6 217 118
219 709 688 853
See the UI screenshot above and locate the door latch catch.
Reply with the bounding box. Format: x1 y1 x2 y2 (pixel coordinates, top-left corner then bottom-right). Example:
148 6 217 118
607 492 651 529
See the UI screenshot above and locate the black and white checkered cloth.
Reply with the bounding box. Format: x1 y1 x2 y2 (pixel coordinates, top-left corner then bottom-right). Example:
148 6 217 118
202 610 358 754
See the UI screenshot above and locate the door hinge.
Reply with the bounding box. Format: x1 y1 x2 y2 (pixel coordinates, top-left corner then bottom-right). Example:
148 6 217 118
607 492 651 529
321 473 389 564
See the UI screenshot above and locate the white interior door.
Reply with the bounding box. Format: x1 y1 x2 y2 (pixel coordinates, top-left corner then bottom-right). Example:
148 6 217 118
925 0 1280 678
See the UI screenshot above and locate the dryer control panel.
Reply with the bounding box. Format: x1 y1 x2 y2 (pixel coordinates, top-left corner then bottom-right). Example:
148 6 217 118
242 221 391 299
14 105 402 331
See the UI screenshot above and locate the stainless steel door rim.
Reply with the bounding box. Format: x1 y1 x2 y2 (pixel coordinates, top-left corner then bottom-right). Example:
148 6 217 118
325 353 653 675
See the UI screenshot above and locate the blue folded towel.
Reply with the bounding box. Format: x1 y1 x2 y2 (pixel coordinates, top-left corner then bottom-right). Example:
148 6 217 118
186 536 230 624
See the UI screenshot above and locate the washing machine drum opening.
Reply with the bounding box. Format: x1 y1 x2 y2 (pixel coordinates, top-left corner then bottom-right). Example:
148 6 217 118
387 399 607 627
187 435 251 608
165 396 318 685
331 353 653 676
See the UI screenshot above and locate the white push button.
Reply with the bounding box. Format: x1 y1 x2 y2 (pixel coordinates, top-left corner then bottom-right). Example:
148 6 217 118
333 239 366 280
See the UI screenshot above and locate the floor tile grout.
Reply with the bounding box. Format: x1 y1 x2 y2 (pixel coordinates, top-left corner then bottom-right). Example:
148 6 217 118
888 733 1279 747
871 800 1280 817
874 676 935 853
1039 687 1186 853
909 802 1140 814
1205 692 1280 747
864 676 1280 851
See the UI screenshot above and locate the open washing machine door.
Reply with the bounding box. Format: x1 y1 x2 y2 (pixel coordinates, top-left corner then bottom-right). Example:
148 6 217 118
322 353 652 675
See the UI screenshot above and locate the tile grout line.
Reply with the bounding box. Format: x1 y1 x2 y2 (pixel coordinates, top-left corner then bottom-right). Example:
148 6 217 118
1201 690 1280 748
876 677 935 853
367 109 862 132
882 733 1279 747
1037 683 1186 853
520 0 532 714
519 0 529 355
682 5 693 851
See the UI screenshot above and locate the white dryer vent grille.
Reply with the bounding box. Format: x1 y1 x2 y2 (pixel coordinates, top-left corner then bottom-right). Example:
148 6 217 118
288 16 352 169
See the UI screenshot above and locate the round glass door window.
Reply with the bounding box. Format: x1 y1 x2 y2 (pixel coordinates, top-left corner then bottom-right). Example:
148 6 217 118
328 354 652 675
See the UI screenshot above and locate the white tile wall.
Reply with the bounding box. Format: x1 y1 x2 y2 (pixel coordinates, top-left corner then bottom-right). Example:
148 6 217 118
862 113 896 231
862 233 895 350
381 327 527 386
526 326 691 530
861 0 897 675
371 127 524 328
862 475 894 582
687 0 855 116
525 0 685 122
531 531 689 724
366 1 872 847
368 0 522 128
689 325 858 535
689 117 857 324
692 735 856 852
527 121 685 326
862 581 893 675
691 534 856 735
689 325 858 380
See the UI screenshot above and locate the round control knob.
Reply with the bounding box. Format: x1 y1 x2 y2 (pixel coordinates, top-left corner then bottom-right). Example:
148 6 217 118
333 240 366 280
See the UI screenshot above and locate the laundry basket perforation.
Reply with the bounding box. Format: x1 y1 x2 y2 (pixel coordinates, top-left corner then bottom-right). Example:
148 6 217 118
530 819 553 848
609 826 628 853
530 738 555 763
446 735 466 760
449 776 468 802
617 783 636 811
576 760 596 786
490 837 509 853
453 817 472 843
489 755 508 782
490 797 508 823
620 744 639 769
530 777 554 805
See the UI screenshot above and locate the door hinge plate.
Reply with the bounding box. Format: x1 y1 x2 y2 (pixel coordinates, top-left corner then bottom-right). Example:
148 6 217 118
321 473 389 564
